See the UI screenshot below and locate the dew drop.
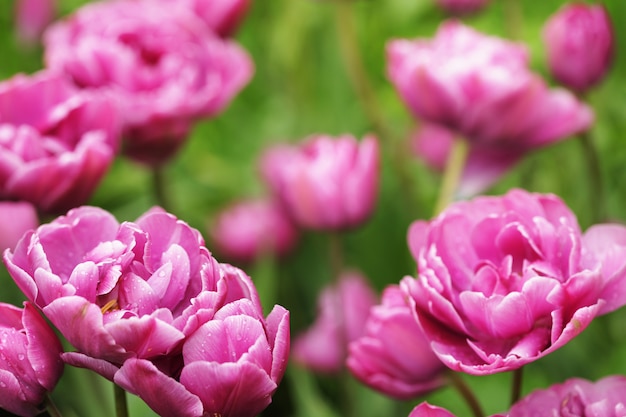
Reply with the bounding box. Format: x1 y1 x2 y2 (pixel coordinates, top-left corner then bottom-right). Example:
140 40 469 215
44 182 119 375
17 354 25 361
0 382 5 388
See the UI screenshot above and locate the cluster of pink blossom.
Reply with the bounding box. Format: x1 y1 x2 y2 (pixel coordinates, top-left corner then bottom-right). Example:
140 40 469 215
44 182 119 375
2 0 625 416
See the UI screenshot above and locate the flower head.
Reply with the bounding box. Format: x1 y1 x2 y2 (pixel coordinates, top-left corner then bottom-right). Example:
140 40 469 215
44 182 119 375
543 3 614 93
261 134 379 231
401 189 626 374
44 0 253 165
0 302 64 417
0 71 119 214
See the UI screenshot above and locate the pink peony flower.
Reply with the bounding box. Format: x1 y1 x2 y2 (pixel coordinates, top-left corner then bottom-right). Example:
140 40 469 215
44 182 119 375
411 123 523 197
44 0 253 165
3 206 289 417
293 271 377 373
0 302 64 417
502 375 626 417
435 0 489 15
408 403 457 417
14 0 56 46
387 21 593 148
347 285 446 400
543 3 614 93
0 202 38 253
401 189 626 375
0 71 120 214
210 198 298 263
261 134 379 231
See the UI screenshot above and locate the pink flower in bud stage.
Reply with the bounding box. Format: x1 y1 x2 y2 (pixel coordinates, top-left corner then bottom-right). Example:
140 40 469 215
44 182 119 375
347 285 446 400
210 198 298 263
3 206 289 417
387 21 593 149
498 375 626 417
261 134 379 231
0 202 38 253
435 0 489 15
293 271 377 373
0 71 120 214
408 403 457 417
411 123 522 197
0 302 64 417
14 0 56 46
543 3 614 93
44 0 253 166
401 189 626 375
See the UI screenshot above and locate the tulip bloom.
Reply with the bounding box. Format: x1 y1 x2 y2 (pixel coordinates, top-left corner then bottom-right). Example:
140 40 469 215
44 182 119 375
156 0 251 37
347 285 446 399
387 21 592 149
0 302 64 417
44 0 253 165
293 271 377 373
401 189 626 375
543 3 614 93
0 71 119 214
0 202 38 253
435 0 489 15
4 206 289 417
494 376 626 417
210 198 298 263
261 134 379 231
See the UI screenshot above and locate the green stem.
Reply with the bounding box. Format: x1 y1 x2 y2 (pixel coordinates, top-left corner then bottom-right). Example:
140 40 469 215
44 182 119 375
152 164 172 212
447 371 485 417
510 367 524 405
578 130 606 223
328 232 344 281
43 395 63 417
503 0 523 40
114 384 129 417
433 137 469 216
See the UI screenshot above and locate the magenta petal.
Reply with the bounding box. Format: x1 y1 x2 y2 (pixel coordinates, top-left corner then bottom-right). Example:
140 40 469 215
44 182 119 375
61 352 118 381
180 361 277 417
105 315 184 359
43 296 127 363
408 402 458 417
115 358 203 417
265 305 290 383
0 369 40 417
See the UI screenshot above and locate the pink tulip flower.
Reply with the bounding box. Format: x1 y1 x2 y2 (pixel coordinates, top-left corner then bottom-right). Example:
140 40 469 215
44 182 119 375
408 403 457 417
543 3 614 93
0 71 119 214
0 202 38 253
44 0 253 166
3 206 289 417
14 0 56 46
401 189 626 375
387 21 593 148
501 375 626 417
347 285 446 399
411 123 522 197
210 198 298 263
293 271 377 373
435 0 489 15
0 302 64 417
155 0 251 37
261 134 379 231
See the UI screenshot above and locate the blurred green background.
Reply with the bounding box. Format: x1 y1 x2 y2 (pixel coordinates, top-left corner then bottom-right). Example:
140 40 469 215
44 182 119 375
2 0 626 416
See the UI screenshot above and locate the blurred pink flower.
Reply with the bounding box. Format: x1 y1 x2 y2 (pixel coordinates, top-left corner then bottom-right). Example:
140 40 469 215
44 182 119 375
387 21 593 148
293 271 377 373
543 3 614 93
401 189 626 375
408 403 457 417
411 123 522 197
501 375 626 417
210 198 298 263
0 202 38 253
0 71 120 214
261 134 379 231
435 0 489 15
44 0 253 165
14 0 56 46
4 206 289 417
0 302 64 417
347 285 446 399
